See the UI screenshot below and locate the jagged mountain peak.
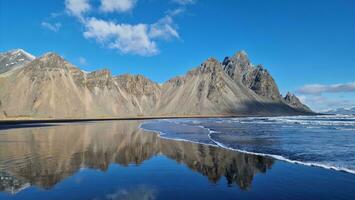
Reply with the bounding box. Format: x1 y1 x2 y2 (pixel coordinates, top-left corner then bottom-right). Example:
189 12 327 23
187 57 223 76
284 92 295 98
223 50 250 66
222 51 253 82
222 51 281 102
255 64 265 70
234 50 249 62
283 92 312 112
206 57 219 63
8 49 36 60
0 49 35 73
0 49 313 118
253 64 270 75
41 52 64 60
222 52 282 102
27 52 77 71
283 92 302 103
241 63 282 101
200 57 222 72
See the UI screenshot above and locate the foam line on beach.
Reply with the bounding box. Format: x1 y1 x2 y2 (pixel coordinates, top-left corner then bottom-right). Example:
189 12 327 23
139 121 355 175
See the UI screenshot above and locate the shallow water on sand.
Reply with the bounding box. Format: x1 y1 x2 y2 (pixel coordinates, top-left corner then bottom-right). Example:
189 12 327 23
142 115 355 174
0 120 354 200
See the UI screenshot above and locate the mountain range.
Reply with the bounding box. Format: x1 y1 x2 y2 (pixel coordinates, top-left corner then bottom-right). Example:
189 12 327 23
324 107 355 115
0 49 313 119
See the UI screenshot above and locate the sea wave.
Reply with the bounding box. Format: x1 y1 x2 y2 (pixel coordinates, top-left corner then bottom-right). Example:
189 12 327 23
207 132 355 175
139 121 355 175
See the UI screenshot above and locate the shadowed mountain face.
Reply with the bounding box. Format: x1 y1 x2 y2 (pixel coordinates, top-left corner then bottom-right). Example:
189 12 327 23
0 121 274 191
0 49 312 118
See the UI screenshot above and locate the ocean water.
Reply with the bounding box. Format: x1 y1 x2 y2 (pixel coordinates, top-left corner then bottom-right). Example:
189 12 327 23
0 120 354 200
141 115 355 174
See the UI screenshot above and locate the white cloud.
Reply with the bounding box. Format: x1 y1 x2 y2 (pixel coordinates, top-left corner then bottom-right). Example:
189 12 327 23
298 95 355 112
297 82 355 95
41 22 62 32
83 18 158 56
62 0 186 56
167 8 185 16
65 0 91 20
105 185 157 200
79 57 88 65
149 16 179 40
173 0 196 5
100 0 136 13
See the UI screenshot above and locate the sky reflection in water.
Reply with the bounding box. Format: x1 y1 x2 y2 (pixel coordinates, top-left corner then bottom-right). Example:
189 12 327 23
0 120 354 200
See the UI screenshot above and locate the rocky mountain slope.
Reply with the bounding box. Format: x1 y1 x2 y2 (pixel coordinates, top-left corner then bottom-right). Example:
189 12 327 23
0 49 313 118
223 51 282 101
283 92 312 112
0 49 35 73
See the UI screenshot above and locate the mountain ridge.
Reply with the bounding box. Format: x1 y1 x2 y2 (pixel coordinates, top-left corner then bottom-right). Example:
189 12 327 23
0 49 313 119
323 107 355 115
0 49 35 74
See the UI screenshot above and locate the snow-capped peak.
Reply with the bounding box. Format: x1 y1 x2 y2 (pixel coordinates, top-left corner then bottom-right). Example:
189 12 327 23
9 49 36 60
0 49 36 74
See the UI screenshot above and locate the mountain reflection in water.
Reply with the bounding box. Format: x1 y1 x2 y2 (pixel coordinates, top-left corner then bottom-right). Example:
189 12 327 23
0 121 273 193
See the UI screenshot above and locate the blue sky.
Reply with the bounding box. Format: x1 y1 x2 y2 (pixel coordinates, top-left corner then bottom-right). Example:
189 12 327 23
1 0 355 111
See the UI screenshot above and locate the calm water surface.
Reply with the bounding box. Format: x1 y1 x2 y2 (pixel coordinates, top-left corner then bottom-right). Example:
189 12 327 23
0 120 354 200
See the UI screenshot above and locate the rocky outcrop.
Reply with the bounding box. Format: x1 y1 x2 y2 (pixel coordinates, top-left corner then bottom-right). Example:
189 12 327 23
0 49 313 118
241 65 282 101
222 51 253 82
223 51 282 101
283 92 312 112
115 74 160 96
114 74 161 114
86 69 114 89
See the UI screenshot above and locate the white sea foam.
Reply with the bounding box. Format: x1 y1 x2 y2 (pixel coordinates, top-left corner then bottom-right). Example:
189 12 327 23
138 123 217 147
216 115 355 129
139 121 355 175
334 127 355 131
207 132 355 175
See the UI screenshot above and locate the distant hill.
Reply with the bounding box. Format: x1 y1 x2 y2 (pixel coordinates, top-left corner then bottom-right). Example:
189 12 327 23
324 107 355 115
0 49 313 119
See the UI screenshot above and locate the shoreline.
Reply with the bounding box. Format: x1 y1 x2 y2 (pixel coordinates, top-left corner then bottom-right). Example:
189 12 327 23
0 115 245 125
3 114 351 175
139 121 355 175
0 112 320 125
146 127 355 175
